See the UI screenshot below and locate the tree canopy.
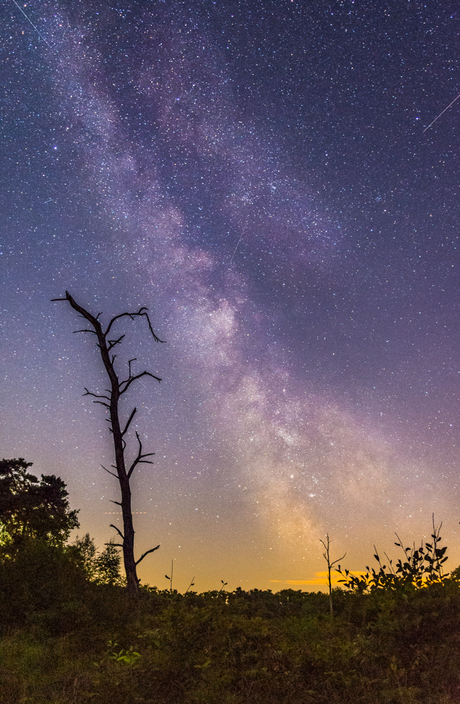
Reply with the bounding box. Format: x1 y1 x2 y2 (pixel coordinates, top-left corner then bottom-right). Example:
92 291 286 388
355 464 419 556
0 458 79 554
72 533 123 586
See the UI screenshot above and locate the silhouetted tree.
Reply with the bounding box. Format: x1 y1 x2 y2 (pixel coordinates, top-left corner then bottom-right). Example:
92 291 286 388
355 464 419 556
52 292 163 597
320 533 345 617
72 533 123 585
0 458 79 554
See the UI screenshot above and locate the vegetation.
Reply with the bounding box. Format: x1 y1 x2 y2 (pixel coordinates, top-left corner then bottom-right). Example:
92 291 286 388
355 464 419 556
2 574 460 703
71 533 125 587
1 459 460 702
0 458 79 555
337 515 449 593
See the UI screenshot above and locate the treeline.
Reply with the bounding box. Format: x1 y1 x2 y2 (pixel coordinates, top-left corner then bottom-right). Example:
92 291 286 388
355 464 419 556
1 458 460 703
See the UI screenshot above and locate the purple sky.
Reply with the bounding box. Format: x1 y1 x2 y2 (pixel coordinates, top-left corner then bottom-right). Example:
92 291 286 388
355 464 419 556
2 0 460 591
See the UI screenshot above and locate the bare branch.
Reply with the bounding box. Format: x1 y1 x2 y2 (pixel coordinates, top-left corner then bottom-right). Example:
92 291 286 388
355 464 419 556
128 358 137 377
107 334 125 351
136 545 160 566
53 292 100 329
122 407 137 437
93 400 110 409
104 311 136 337
127 432 155 478
320 535 346 569
73 328 97 335
83 388 110 409
101 464 118 479
83 388 110 401
120 370 161 395
104 306 165 343
139 309 166 344
110 524 124 541
110 500 122 506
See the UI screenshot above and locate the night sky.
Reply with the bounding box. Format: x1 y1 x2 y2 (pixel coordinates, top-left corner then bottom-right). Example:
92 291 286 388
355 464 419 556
2 0 460 592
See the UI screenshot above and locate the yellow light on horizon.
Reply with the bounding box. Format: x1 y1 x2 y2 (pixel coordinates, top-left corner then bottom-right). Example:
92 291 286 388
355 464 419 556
270 570 367 587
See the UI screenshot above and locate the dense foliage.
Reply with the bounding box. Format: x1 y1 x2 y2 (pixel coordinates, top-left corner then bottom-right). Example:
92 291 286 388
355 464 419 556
1 460 460 703
1 577 460 703
72 533 124 586
337 517 449 594
0 458 79 554
1 539 460 702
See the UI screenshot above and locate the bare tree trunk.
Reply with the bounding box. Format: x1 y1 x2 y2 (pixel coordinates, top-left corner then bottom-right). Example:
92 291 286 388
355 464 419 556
320 534 346 618
53 291 163 597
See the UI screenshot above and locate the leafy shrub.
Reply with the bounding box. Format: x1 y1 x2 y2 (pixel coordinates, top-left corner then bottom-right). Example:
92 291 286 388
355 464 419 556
337 517 450 594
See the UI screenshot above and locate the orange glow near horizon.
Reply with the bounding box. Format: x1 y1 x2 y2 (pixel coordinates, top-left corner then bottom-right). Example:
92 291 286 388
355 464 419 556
270 571 368 589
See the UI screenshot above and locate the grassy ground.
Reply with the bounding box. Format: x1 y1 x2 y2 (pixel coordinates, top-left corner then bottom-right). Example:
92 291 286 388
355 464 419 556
1 582 460 704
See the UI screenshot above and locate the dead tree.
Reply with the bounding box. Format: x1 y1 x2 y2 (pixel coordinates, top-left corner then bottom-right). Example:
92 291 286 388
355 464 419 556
53 291 164 597
320 534 346 618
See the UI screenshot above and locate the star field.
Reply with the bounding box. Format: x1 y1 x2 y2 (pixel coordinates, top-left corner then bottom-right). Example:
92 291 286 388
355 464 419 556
2 0 460 591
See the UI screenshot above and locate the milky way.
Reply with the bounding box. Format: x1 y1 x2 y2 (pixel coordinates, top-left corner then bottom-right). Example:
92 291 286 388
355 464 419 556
2 1 460 591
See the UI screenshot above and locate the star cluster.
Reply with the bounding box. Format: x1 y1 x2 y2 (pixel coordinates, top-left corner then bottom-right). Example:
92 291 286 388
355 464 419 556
2 0 460 591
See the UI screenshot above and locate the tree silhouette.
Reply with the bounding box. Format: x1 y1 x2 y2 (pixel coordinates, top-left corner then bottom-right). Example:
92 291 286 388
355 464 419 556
320 533 345 618
0 458 79 554
72 533 124 585
53 292 164 597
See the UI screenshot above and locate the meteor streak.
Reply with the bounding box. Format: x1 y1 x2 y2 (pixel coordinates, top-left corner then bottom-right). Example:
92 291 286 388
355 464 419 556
423 92 460 133
11 0 52 49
